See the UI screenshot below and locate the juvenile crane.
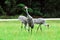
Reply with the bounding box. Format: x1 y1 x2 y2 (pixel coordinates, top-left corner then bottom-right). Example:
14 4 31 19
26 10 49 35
18 15 27 30
33 18 49 31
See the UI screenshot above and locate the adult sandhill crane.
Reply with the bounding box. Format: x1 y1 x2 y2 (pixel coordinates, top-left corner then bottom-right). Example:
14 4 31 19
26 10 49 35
24 6 34 33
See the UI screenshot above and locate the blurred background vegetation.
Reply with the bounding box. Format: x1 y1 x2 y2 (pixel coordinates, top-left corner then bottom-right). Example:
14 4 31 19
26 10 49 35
0 0 60 18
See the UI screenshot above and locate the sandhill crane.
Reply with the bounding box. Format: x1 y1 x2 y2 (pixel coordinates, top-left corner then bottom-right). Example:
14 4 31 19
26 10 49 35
24 6 34 33
18 15 27 30
33 18 49 31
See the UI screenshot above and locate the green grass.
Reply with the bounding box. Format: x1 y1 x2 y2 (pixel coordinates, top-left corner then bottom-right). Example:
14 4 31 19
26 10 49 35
0 20 60 40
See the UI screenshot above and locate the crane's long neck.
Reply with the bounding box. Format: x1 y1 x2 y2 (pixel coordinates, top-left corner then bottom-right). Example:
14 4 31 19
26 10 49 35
26 8 30 17
25 8 33 19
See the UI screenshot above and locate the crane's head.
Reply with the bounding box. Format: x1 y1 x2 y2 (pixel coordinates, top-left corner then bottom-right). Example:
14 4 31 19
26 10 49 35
24 6 28 9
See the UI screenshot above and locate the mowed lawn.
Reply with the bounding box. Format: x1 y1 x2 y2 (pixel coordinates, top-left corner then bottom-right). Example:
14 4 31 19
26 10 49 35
0 20 60 40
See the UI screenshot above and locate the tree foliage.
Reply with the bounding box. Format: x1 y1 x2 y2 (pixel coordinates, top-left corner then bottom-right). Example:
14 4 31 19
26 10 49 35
0 0 60 18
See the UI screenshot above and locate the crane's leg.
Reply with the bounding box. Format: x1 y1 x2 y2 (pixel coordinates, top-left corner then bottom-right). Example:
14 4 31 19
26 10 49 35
39 25 42 31
21 23 23 29
28 27 30 32
31 28 32 34
20 23 24 31
24 23 27 31
39 24 42 31
37 25 40 31
26 23 30 32
31 26 34 34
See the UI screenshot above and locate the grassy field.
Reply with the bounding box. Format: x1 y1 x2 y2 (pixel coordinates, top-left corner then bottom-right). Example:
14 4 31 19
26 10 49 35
0 20 60 40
